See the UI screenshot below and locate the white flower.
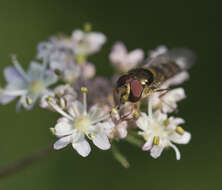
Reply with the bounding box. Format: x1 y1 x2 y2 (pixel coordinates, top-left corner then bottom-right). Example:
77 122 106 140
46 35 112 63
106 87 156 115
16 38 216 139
152 88 186 113
40 84 77 109
49 88 111 157
72 30 106 56
109 42 144 72
0 59 57 110
136 111 191 160
37 36 81 84
37 36 74 62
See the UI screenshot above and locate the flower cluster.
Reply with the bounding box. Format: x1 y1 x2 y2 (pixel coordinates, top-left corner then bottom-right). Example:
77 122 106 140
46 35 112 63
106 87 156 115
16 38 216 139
0 25 194 167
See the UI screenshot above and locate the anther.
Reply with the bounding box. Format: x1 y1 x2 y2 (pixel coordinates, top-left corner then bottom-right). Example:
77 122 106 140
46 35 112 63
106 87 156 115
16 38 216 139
176 126 184 135
75 54 86 64
59 98 66 109
84 23 92 33
88 133 96 139
153 136 160 145
81 87 88 93
26 96 32 105
50 128 56 135
133 111 140 120
111 108 118 115
164 119 170 127
46 96 54 104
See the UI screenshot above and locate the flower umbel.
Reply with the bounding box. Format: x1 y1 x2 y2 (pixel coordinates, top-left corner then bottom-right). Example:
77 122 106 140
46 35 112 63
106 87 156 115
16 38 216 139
136 110 191 160
0 25 195 171
49 87 111 157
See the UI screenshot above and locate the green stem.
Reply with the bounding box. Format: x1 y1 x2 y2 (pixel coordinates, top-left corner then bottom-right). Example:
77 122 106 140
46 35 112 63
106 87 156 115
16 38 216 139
125 134 144 147
0 144 54 179
111 143 129 168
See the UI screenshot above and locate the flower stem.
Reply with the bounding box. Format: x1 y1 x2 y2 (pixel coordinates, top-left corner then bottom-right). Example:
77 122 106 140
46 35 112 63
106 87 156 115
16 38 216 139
0 144 54 179
111 143 129 168
125 134 144 147
148 95 153 118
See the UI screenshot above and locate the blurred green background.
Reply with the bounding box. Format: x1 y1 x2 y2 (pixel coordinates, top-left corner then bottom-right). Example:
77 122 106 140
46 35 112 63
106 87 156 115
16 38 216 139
0 0 220 189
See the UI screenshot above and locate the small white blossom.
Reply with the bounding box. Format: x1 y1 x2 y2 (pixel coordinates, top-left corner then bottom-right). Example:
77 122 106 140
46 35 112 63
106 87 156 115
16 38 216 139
0 59 57 110
103 109 128 139
72 30 106 56
49 88 111 157
152 88 186 113
109 42 144 72
136 111 191 160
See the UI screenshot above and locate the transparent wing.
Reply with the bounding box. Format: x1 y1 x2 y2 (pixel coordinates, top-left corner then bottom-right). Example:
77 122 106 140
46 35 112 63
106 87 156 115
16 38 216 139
144 48 196 70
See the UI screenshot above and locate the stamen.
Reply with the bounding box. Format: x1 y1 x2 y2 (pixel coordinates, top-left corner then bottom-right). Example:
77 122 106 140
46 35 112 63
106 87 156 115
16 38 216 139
11 55 30 81
47 96 73 121
153 136 160 145
148 94 153 118
111 108 118 115
50 128 56 135
75 54 86 64
176 126 184 135
81 87 88 115
91 114 110 125
164 119 170 127
133 111 140 120
59 97 66 110
84 23 92 33
87 133 96 140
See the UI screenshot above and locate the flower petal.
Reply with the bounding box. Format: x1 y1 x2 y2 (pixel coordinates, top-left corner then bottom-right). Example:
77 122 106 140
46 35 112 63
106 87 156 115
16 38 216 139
44 71 58 87
142 138 153 151
54 135 71 150
116 121 128 139
170 131 191 144
72 138 91 157
92 132 111 150
27 62 43 80
128 49 144 65
0 94 16 104
153 110 167 123
4 66 25 84
150 145 164 159
136 112 149 131
54 120 73 137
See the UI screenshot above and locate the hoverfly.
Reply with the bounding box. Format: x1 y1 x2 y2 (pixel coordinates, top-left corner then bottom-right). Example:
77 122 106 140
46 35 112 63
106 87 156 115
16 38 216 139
114 48 195 112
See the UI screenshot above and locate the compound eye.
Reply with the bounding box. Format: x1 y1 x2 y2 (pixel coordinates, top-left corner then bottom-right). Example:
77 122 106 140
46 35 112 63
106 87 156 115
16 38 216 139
130 80 143 102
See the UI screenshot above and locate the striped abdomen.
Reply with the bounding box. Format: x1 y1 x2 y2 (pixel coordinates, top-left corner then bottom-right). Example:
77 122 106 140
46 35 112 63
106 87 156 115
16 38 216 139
147 61 182 85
